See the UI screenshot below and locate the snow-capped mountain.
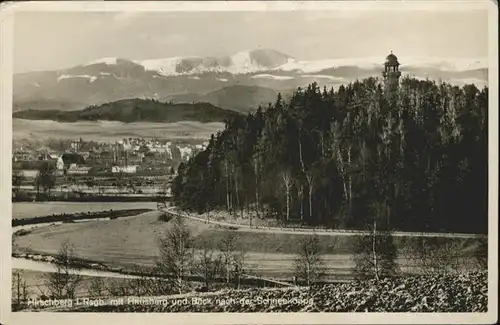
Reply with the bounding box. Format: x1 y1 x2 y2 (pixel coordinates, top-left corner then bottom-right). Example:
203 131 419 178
75 51 487 77
13 49 488 113
83 57 119 66
137 49 294 76
278 56 487 73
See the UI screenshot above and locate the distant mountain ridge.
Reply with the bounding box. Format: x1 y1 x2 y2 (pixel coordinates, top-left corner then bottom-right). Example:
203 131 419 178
13 49 488 113
167 85 282 114
137 48 294 76
13 99 241 123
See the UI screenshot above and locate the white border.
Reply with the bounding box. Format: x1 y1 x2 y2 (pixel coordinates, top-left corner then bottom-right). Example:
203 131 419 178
0 1 497 324
0 0 494 12
0 2 14 323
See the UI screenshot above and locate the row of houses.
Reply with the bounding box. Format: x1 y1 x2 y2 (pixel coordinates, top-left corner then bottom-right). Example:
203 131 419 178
14 148 180 166
13 138 209 165
12 139 209 182
13 153 92 178
14 150 148 177
14 163 139 179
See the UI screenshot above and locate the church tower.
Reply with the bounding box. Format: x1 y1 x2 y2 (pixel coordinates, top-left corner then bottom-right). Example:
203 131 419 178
382 51 401 94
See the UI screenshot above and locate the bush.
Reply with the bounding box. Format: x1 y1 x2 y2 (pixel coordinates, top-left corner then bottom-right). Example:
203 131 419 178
157 212 172 222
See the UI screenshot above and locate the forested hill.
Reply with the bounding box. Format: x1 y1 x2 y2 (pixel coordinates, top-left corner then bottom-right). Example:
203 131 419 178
172 77 488 234
12 99 241 123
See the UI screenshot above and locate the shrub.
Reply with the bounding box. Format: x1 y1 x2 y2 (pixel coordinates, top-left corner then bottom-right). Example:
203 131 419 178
157 212 172 222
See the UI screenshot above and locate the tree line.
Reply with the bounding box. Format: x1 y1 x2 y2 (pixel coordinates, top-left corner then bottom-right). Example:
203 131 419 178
172 77 488 234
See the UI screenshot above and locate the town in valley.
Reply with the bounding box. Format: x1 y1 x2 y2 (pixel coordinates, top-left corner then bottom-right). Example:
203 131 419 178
12 136 207 200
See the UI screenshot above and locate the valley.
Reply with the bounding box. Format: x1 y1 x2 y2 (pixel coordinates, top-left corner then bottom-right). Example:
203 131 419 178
10 45 490 314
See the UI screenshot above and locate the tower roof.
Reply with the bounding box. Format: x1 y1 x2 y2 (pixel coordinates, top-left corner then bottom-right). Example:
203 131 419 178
385 52 400 66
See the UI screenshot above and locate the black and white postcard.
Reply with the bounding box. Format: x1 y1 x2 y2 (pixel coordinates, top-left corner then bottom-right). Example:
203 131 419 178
0 1 497 324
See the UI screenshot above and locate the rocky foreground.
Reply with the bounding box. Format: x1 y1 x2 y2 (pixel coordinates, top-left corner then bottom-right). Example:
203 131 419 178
57 272 487 313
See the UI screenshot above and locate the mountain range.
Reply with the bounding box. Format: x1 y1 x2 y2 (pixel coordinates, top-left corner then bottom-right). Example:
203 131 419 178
14 49 488 115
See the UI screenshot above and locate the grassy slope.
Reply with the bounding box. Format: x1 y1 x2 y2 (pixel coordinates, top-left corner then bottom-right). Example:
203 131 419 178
14 211 482 280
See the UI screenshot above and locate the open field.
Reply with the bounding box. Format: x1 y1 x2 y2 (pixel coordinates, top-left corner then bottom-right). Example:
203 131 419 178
12 214 353 280
39 271 488 313
12 202 157 219
13 210 481 281
13 119 225 142
11 269 137 302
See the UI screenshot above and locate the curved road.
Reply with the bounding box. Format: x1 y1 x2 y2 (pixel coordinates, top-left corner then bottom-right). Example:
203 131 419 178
163 208 486 239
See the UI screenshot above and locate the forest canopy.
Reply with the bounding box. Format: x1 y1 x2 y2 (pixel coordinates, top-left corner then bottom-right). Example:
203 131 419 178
172 77 488 234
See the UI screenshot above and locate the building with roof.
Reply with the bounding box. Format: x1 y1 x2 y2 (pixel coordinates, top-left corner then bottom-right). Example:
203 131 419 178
12 159 57 172
382 51 402 94
56 156 65 170
12 150 35 162
67 165 92 175
112 165 139 174
60 153 86 168
17 169 39 179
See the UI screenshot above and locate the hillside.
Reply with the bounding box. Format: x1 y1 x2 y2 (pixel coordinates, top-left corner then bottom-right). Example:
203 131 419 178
167 85 281 114
202 85 279 113
12 99 241 123
173 77 488 234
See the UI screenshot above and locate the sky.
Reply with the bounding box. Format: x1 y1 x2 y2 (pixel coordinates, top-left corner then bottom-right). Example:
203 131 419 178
13 10 488 73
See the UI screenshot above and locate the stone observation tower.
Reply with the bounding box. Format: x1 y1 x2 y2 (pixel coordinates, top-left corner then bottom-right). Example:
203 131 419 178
382 51 401 93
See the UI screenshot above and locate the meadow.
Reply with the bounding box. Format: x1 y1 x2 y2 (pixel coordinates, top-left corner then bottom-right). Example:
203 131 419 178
13 119 225 142
13 210 481 281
